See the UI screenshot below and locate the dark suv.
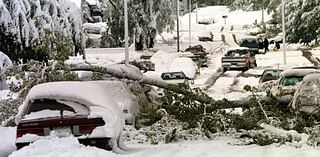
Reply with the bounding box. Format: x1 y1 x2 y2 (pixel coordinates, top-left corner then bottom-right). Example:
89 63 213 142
239 36 264 54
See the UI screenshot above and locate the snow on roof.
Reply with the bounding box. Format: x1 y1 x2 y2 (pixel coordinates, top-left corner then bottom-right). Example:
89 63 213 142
227 47 250 51
281 69 319 77
168 57 197 79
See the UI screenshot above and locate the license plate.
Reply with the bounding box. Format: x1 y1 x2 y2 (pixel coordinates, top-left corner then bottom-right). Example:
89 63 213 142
51 127 72 137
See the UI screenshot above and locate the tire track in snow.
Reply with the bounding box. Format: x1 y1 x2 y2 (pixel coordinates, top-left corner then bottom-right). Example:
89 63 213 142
203 68 224 90
228 72 245 93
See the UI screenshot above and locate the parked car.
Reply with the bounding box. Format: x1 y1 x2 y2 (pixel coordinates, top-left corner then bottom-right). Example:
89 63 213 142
271 69 318 105
198 17 215 25
185 44 207 54
221 47 257 72
259 69 283 84
198 31 214 42
184 45 209 67
291 73 320 114
15 81 125 150
161 71 193 87
239 36 264 54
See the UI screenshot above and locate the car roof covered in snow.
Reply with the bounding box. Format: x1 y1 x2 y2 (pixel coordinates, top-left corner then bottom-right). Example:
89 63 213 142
280 69 319 77
227 47 250 51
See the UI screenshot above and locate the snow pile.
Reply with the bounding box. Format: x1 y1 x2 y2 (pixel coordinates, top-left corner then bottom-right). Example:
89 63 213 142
0 127 16 157
169 57 198 79
123 116 209 145
9 137 117 157
150 50 180 73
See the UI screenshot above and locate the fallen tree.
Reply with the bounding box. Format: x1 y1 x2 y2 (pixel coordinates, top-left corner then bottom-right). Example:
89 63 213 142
301 48 320 68
69 63 251 109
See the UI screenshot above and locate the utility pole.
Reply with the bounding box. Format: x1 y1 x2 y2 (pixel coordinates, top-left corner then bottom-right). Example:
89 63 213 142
196 1 198 24
124 0 129 65
150 0 153 15
262 0 265 32
176 0 180 52
282 0 286 64
188 0 191 47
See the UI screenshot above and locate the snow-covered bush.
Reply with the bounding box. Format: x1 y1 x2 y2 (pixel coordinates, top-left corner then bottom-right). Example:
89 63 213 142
0 60 79 124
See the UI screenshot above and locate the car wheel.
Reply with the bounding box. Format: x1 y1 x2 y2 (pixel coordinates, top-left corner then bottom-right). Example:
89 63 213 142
222 68 227 73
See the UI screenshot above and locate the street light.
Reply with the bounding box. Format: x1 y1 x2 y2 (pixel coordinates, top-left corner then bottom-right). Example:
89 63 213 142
282 0 286 64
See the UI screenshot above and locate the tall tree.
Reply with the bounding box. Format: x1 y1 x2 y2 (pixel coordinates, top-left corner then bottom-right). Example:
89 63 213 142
100 0 176 50
0 0 84 62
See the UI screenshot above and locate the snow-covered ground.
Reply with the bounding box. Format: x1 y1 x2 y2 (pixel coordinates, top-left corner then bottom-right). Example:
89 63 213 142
2 5 320 157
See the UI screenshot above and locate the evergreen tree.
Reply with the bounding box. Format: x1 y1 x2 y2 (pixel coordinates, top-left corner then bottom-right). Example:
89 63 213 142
0 0 84 62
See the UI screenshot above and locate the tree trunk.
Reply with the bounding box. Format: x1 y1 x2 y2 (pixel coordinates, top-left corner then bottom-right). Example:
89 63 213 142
301 49 320 68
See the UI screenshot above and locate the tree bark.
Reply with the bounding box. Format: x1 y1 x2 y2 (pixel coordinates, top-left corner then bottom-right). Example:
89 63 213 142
301 49 320 68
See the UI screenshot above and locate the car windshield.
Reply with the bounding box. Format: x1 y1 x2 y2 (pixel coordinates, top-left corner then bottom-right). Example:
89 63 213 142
261 70 283 82
281 76 304 86
161 72 186 80
226 49 248 57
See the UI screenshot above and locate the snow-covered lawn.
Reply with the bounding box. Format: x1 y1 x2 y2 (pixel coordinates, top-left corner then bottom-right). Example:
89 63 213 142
3 131 320 157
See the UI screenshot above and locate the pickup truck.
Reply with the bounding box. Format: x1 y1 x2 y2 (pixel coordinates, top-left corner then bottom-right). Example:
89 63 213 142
221 47 257 72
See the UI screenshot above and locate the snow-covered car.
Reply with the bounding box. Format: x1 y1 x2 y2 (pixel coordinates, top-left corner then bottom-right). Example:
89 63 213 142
161 71 193 87
184 45 207 54
271 69 318 105
198 31 214 42
198 17 215 25
258 69 283 90
259 69 283 84
291 73 320 114
15 81 125 150
239 36 264 54
169 57 198 79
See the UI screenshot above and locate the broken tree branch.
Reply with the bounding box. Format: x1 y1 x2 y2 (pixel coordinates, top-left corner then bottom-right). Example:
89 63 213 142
69 64 249 109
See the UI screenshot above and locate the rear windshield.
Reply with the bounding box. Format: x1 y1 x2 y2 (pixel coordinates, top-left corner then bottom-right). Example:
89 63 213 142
23 99 89 120
240 38 258 48
262 70 282 77
161 72 186 80
226 49 249 57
